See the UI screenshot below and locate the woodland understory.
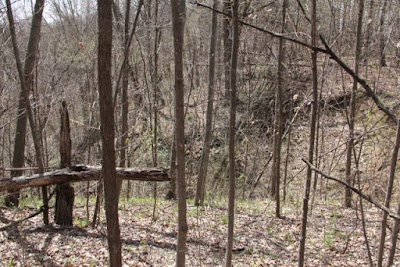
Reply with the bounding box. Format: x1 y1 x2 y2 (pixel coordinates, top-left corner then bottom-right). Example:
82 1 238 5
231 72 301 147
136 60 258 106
1 0 400 266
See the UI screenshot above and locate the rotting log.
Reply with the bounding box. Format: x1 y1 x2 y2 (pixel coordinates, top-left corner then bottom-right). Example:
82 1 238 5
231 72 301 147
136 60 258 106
0 165 169 192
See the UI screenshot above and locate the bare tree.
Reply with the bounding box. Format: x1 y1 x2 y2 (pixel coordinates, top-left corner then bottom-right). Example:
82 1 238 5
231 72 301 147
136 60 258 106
298 0 318 265
345 0 364 208
225 0 239 264
6 0 49 225
98 0 122 265
195 0 218 206
170 0 188 263
5 0 45 208
271 0 288 218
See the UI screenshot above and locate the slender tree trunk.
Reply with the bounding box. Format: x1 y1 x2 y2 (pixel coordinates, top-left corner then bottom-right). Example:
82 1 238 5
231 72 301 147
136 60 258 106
225 0 239 264
271 0 287 218
170 0 188 263
377 119 400 266
6 0 48 224
345 0 364 208
298 0 318 265
363 0 374 66
195 0 218 206
98 0 122 265
5 0 45 208
223 0 232 101
379 0 388 67
152 0 161 221
166 133 177 200
119 0 131 171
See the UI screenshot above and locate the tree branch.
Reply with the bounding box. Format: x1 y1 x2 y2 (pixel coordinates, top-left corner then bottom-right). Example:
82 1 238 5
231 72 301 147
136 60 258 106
302 158 400 221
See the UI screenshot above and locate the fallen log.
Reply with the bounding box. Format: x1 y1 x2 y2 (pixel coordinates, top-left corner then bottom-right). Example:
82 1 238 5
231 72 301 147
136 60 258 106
0 165 169 192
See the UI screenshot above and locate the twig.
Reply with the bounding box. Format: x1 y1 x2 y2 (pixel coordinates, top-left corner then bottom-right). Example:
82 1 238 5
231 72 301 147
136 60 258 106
302 158 400 220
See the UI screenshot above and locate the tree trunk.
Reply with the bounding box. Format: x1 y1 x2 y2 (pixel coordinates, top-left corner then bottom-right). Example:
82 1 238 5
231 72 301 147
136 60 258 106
298 0 318 265
55 101 74 226
195 0 218 206
379 0 388 67
271 0 288 218
6 0 48 225
345 0 364 208
225 0 239 264
5 0 45 208
166 133 177 200
223 0 232 101
98 0 122 265
170 0 188 263
377 119 400 266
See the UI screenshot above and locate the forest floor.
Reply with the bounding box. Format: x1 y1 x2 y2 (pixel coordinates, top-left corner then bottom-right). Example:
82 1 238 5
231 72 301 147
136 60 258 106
0 195 399 266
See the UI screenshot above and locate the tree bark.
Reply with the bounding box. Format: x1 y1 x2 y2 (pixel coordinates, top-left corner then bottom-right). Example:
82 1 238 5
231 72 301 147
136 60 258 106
195 0 218 206
298 0 318 265
225 0 239 264
55 101 74 226
170 0 188 263
98 0 122 265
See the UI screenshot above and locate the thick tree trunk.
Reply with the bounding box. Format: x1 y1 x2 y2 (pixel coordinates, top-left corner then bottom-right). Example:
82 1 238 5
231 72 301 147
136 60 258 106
170 0 188 264
225 0 239 264
55 101 74 226
195 0 218 206
98 0 122 265
298 0 318 265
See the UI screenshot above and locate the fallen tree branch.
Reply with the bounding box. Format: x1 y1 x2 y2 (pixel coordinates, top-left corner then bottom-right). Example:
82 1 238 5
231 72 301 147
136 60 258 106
0 207 43 231
302 158 400 221
0 165 169 192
